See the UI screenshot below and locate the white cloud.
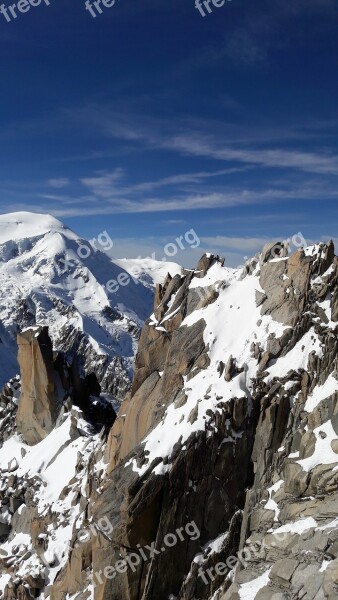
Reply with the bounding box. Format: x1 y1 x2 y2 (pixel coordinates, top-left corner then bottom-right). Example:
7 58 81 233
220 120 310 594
6 180 338 219
47 178 70 189
80 168 125 198
79 166 251 199
165 219 186 225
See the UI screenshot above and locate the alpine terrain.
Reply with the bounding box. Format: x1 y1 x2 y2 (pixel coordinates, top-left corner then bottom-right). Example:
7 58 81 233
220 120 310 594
0 213 337 600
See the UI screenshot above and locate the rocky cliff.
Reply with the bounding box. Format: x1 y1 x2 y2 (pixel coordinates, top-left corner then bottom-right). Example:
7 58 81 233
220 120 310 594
16 327 61 445
0 241 337 600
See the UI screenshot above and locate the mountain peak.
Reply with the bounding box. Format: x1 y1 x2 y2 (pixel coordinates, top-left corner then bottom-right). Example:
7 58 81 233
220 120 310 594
0 211 69 244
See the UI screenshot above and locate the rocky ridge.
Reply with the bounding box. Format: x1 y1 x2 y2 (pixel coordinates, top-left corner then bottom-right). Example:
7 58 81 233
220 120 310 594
0 240 337 600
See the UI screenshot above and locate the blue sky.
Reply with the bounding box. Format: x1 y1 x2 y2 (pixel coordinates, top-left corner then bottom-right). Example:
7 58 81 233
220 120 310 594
0 0 337 266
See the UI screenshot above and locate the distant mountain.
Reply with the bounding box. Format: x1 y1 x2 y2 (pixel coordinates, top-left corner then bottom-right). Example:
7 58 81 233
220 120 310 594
0 212 176 397
113 257 183 290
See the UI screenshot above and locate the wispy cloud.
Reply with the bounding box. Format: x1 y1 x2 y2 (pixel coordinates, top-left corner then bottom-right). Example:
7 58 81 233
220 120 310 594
166 134 338 176
203 0 338 70
73 106 338 176
4 179 337 219
1 161 338 220
165 219 186 225
79 166 252 198
80 169 125 198
47 178 70 189
222 27 270 68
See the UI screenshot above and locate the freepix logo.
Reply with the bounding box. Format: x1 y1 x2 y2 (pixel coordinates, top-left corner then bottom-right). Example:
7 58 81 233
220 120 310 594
0 0 50 22
93 520 201 588
195 0 233 18
85 0 116 18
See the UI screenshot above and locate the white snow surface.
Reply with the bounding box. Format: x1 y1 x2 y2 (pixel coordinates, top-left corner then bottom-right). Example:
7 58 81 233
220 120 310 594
320 560 332 572
193 531 229 565
266 328 322 382
189 262 238 289
304 374 337 413
0 417 88 510
0 212 71 245
238 568 272 600
296 420 338 472
265 480 283 522
270 517 318 536
127 246 337 482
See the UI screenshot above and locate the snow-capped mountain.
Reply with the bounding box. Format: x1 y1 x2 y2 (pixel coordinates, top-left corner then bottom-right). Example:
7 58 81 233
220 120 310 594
0 212 162 395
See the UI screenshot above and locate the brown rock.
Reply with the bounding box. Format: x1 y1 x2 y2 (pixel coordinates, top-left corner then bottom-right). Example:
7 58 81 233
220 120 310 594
131 323 171 394
269 558 299 587
194 253 224 278
106 371 161 472
323 558 338 598
16 326 60 445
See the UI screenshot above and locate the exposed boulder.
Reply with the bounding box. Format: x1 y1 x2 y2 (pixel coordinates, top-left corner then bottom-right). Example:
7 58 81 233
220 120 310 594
195 253 225 278
260 241 289 264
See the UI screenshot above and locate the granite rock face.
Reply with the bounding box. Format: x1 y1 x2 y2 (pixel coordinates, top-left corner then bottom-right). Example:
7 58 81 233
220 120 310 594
16 326 61 445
